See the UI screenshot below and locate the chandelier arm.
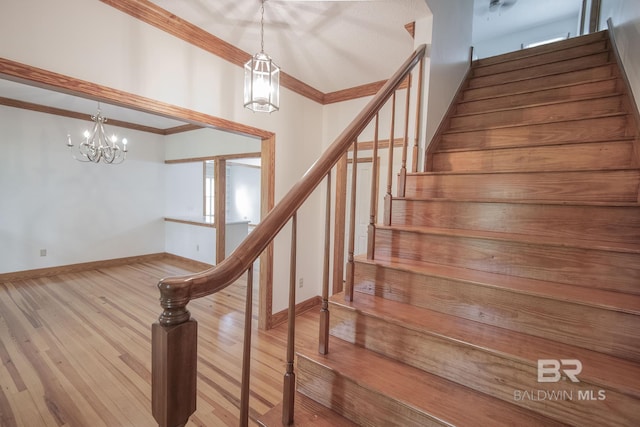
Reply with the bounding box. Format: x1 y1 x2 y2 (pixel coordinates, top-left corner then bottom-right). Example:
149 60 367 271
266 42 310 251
66 106 128 164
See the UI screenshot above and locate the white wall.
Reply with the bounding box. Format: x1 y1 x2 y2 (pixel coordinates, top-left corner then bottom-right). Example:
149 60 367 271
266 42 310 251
164 221 216 265
601 0 640 106
473 15 579 59
227 163 261 224
1 0 324 312
165 128 261 161
0 105 165 273
165 162 203 218
423 0 474 146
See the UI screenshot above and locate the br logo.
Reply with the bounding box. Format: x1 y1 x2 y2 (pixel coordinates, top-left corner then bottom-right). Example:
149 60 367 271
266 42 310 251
537 359 582 383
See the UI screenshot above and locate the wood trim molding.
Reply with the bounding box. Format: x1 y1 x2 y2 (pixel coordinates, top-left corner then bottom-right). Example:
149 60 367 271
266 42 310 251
165 152 261 165
164 217 215 229
162 253 214 272
215 159 227 264
0 253 170 283
0 96 169 135
324 80 388 104
259 135 276 330
405 22 416 39
350 137 404 152
98 0 410 105
324 77 410 105
163 124 203 135
0 57 273 139
98 0 325 104
270 296 322 328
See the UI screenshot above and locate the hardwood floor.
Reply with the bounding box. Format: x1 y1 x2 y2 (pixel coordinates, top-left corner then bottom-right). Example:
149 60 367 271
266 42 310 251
0 259 317 426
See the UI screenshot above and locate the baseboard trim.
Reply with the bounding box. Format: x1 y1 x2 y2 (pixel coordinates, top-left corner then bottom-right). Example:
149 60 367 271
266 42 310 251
0 253 190 282
161 253 213 272
270 295 322 329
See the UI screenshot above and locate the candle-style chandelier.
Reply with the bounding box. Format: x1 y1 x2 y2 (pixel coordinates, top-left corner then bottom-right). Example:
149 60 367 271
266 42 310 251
66 104 128 164
244 0 280 113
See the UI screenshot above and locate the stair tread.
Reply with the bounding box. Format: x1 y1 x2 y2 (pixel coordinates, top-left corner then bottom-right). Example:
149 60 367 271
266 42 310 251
430 140 637 173
469 57 614 90
298 337 567 427
330 291 640 398
474 32 607 68
463 64 616 101
394 197 640 207
459 76 618 105
355 255 640 315
472 41 609 78
375 224 640 254
442 111 629 135
453 92 624 119
434 136 637 154
257 392 358 427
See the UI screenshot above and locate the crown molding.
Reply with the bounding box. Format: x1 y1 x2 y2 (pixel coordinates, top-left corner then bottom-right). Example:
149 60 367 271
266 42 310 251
99 0 398 105
0 57 273 139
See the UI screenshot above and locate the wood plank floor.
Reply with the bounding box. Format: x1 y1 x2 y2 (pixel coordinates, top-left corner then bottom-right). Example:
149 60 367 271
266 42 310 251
0 258 320 426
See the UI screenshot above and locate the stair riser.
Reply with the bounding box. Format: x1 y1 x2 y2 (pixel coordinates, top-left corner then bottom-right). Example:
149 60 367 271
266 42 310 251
476 31 607 67
463 64 615 101
450 95 623 131
473 40 609 77
329 304 639 427
390 200 640 245
457 79 618 115
404 170 640 202
439 116 631 151
353 261 640 361
374 228 640 293
468 52 610 88
431 140 636 173
297 356 445 427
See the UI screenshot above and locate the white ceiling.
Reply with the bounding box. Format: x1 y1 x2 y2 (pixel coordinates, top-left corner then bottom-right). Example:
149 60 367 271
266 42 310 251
1 0 584 128
148 0 430 94
473 0 582 42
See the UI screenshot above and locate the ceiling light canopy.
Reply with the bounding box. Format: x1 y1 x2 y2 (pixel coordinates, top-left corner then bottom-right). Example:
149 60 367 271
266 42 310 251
244 0 280 113
66 105 128 164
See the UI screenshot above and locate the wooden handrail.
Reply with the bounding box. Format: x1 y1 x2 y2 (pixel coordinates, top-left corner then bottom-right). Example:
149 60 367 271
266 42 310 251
152 44 426 427
154 44 426 327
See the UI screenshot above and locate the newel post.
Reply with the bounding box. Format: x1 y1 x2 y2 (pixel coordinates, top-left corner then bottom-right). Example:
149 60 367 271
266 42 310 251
152 284 198 427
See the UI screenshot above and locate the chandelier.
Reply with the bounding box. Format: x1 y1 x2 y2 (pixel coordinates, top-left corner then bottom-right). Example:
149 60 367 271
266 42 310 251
66 105 128 164
244 0 280 113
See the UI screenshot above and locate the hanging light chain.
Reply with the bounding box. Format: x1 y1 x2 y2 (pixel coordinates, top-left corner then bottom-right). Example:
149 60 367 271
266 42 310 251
260 0 265 53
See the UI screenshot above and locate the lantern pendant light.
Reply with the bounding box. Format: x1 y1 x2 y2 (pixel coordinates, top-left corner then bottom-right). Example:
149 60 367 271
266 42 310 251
244 0 280 113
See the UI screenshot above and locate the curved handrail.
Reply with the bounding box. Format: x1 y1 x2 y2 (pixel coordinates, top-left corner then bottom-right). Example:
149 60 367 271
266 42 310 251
157 44 427 326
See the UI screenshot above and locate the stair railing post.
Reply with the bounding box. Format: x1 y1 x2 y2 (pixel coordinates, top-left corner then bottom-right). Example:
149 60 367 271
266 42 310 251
152 302 197 427
412 57 424 173
239 265 254 427
319 173 332 355
383 92 397 226
332 153 348 295
367 114 380 260
282 213 297 425
399 74 411 197
345 140 358 302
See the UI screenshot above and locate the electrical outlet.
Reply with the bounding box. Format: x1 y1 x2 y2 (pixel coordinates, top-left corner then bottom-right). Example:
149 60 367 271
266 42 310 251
298 278 304 288
40 249 47 257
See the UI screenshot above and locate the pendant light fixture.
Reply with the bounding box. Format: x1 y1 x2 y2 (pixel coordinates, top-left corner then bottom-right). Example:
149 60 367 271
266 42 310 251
66 104 128 164
244 0 280 113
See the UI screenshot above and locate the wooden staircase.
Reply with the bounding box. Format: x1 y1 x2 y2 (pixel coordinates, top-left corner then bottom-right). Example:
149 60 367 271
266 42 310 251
275 31 640 426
